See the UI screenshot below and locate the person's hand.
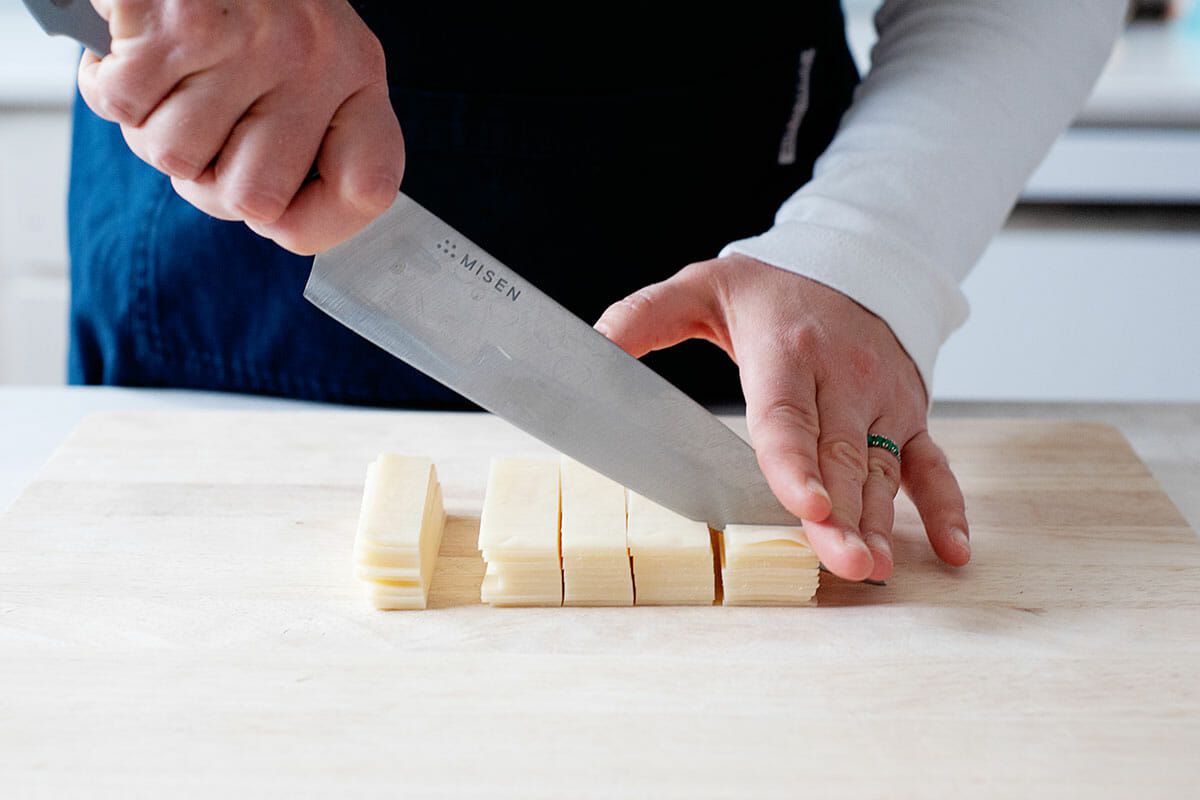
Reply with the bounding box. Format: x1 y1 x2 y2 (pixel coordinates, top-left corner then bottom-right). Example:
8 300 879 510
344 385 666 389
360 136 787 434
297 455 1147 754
77 0 403 255
596 254 971 582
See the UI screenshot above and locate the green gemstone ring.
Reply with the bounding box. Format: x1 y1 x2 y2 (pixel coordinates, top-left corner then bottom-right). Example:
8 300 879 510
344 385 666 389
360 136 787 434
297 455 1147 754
867 434 901 462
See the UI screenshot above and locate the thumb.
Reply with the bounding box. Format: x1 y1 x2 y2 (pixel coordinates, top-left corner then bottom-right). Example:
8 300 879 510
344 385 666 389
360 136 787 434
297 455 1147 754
594 264 726 359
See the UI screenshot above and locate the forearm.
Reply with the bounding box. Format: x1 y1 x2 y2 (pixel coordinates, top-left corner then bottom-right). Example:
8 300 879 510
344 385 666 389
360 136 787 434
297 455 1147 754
722 0 1126 388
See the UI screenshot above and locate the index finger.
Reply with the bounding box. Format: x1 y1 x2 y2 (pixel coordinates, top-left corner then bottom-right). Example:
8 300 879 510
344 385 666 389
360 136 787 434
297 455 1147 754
741 359 831 523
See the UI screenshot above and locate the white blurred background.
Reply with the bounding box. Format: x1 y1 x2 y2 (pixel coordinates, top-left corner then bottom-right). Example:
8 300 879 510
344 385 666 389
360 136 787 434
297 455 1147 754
1 0 1198 400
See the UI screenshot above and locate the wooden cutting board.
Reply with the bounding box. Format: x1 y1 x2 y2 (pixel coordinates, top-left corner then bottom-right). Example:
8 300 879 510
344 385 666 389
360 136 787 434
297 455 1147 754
1 410 1197 798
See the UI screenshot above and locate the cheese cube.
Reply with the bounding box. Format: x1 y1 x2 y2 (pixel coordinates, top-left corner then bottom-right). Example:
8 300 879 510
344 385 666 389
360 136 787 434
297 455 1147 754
720 524 819 606
478 457 562 607
353 454 446 610
626 492 715 605
560 457 633 606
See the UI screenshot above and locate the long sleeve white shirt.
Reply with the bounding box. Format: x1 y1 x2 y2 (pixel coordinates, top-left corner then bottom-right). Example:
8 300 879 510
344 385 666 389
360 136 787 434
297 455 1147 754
720 0 1127 390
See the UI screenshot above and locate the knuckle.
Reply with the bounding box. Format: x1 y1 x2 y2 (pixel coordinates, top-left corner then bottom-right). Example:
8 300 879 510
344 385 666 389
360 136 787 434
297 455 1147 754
324 21 387 85
346 170 401 216
867 451 902 492
88 70 156 128
355 31 389 81
225 181 289 223
281 15 335 77
169 2 227 45
618 287 660 318
676 260 715 285
751 397 820 442
282 10 321 56
93 87 139 124
846 344 881 384
786 323 822 355
150 145 206 179
819 437 868 479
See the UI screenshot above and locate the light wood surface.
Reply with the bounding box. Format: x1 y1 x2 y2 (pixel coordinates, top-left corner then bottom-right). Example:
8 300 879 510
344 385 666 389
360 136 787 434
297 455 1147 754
1 410 1197 798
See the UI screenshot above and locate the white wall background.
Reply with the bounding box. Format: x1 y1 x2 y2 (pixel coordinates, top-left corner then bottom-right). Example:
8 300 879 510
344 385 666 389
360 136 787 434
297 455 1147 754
0 0 76 386
935 209 1200 401
1 0 1198 400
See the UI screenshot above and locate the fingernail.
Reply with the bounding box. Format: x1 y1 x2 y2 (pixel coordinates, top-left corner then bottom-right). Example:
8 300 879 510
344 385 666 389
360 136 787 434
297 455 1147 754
865 532 892 562
806 477 830 504
593 321 609 336
842 530 870 556
950 527 971 554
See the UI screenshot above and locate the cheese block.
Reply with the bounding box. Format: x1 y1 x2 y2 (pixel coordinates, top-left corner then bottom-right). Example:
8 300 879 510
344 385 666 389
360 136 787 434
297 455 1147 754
353 454 446 610
478 457 562 607
626 492 715 605
719 524 819 606
559 457 633 606
480 561 564 607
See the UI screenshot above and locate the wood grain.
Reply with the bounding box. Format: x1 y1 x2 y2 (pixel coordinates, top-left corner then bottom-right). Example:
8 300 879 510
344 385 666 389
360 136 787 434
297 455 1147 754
1 410 1197 798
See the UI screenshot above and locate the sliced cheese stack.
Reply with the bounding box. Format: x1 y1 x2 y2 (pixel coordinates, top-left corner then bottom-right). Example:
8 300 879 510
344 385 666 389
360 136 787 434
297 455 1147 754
560 457 633 606
353 454 446 610
478 457 562 607
626 492 715 606
719 525 819 606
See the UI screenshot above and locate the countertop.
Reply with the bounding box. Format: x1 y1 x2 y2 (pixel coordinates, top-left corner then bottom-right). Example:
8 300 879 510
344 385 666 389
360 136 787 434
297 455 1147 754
3 387 1198 534
2 392 1197 797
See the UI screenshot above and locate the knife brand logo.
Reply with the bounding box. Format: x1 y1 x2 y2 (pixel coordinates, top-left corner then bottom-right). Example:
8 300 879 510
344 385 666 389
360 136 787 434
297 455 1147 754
434 238 522 303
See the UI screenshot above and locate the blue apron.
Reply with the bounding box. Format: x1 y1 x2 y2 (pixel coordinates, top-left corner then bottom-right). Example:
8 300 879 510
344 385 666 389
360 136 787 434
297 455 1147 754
68 6 858 407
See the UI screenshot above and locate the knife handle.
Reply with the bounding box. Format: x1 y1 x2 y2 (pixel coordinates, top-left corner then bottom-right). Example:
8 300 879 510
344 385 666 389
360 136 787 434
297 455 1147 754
22 0 112 56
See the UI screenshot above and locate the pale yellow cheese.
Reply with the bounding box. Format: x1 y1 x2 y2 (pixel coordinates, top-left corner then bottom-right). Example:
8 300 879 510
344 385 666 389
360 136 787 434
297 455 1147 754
478 457 562 607
559 457 632 606
353 454 446 610
478 457 560 556
626 492 715 606
471 456 819 608
363 580 430 611
719 524 819 606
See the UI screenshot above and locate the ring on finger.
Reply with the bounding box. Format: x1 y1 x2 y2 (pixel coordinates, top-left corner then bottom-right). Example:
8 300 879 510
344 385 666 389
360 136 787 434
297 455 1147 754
867 433 901 462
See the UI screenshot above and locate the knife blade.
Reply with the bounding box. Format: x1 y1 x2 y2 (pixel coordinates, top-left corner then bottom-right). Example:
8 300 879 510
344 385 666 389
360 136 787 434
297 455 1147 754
21 0 111 55
306 193 796 527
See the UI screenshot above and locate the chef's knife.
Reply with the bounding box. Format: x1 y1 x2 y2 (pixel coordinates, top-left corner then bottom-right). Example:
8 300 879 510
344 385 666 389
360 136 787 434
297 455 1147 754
20 0 823 534
307 194 797 528
22 0 110 56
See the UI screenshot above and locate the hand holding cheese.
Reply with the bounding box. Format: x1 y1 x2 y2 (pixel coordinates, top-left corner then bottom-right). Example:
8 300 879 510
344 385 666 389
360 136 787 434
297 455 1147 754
597 254 972 584
76 0 403 254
